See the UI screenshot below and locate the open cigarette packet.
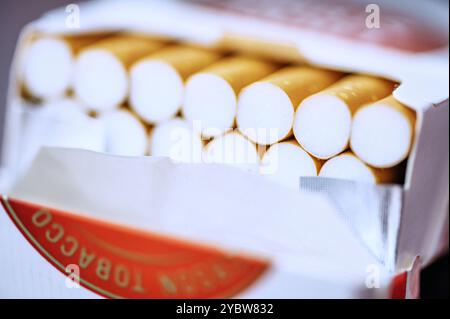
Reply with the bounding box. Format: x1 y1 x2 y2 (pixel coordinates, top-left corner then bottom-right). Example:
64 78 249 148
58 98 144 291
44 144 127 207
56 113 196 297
0 0 448 299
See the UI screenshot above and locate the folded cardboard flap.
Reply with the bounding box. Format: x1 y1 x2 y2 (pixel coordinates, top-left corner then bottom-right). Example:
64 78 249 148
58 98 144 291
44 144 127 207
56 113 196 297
7 147 387 287
0 197 392 298
398 100 450 269
1 195 271 298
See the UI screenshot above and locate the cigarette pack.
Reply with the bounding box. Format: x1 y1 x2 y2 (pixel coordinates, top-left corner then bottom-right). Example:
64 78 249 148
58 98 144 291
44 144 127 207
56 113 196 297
0 0 448 299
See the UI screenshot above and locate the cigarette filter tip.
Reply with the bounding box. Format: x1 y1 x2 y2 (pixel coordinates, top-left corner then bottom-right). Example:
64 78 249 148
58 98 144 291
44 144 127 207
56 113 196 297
351 96 415 168
294 94 352 159
320 151 404 184
130 60 183 124
100 109 148 157
319 152 378 184
183 73 238 138
203 131 259 173
293 75 395 159
183 56 277 138
19 98 106 171
74 35 164 112
39 98 90 121
22 37 73 100
74 49 128 112
149 117 203 163
237 82 294 145
261 141 319 190
237 67 343 145
130 45 221 124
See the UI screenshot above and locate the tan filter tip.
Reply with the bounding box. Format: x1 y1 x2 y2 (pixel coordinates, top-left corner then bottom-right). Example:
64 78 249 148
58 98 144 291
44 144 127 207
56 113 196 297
237 67 343 146
130 60 183 124
237 82 295 146
74 49 129 112
183 56 276 138
74 35 164 112
130 45 221 124
320 151 404 184
293 75 395 160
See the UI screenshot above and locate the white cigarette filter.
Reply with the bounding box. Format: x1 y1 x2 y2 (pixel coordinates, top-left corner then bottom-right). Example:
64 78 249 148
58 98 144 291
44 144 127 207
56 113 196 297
39 98 90 120
293 75 395 160
319 152 402 184
183 56 277 137
74 34 165 112
39 99 106 153
130 45 221 124
19 98 106 171
149 117 203 163
237 67 343 145
21 34 106 100
99 109 148 157
203 131 259 173
351 96 416 169
260 140 320 190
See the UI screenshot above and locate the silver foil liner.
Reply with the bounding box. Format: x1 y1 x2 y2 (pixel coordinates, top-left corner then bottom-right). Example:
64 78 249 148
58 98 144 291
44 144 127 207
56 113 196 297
300 177 403 272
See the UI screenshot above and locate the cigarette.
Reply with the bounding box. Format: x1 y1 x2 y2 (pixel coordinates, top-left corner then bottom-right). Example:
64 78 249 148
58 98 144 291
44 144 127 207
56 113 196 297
21 34 106 100
203 131 260 173
218 34 302 63
40 98 106 153
130 45 221 124
260 140 320 190
237 66 343 145
293 75 395 159
350 95 415 168
319 151 402 184
99 109 148 157
39 97 91 120
74 34 165 112
149 117 203 163
183 56 277 137
20 98 105 171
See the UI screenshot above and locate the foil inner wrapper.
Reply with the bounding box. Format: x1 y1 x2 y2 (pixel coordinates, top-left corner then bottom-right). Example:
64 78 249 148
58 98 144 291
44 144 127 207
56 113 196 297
300 177 403 272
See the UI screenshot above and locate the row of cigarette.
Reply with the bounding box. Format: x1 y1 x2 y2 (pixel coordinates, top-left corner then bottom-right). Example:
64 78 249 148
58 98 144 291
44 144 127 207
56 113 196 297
20 33 415 188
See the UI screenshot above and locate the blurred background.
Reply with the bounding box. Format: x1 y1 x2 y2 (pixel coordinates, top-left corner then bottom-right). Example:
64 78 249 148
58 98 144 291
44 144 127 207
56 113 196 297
0 0 448 299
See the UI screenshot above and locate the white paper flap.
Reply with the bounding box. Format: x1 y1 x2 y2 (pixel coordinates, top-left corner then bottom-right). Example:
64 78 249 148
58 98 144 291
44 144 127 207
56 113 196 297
9 147 386 285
